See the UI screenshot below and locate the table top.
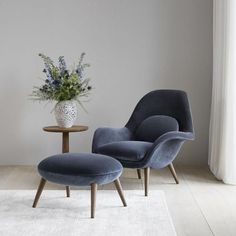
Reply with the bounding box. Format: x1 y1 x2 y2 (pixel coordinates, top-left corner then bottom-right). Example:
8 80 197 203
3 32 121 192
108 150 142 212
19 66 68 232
43 125 89 133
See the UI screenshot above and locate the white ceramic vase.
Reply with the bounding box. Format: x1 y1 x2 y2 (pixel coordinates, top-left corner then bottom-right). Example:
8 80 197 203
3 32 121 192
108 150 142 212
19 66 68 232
54 100 77 128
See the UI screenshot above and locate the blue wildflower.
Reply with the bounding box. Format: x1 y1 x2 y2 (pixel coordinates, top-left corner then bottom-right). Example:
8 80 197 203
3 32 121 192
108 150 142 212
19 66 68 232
76 67 84 78
45 69 52 82
78 53 85 67
59 56 67 74
43 62 53 82
52 80 60 86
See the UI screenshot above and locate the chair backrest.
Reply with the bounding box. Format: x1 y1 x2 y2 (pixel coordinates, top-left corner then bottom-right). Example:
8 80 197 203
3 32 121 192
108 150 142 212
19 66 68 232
134 115 179 142
125 90 194 135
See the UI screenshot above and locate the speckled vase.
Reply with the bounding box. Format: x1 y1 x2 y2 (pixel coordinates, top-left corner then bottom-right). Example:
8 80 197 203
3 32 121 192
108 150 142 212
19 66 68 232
54 100 77 128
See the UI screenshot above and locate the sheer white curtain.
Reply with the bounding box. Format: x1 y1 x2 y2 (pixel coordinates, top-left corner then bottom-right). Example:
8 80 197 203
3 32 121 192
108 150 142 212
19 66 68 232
209 0 236 184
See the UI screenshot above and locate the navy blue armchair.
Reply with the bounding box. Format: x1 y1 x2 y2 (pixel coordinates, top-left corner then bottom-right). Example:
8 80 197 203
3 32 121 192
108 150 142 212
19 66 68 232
92 90 194 196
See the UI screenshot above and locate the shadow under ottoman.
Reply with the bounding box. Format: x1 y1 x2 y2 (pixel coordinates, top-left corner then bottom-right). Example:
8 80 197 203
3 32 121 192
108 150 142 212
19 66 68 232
32 153 127 218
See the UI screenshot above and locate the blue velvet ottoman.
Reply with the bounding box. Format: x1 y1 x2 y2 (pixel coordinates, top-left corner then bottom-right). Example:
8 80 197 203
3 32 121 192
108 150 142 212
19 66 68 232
32 153 127 218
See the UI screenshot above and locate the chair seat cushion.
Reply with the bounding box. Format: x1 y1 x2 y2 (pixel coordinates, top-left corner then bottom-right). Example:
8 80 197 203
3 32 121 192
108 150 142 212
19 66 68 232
97 141 153 162
38 153 123 186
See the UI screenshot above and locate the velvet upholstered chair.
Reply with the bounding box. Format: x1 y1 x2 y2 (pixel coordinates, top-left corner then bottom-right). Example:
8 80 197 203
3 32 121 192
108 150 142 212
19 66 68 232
92 90 194 196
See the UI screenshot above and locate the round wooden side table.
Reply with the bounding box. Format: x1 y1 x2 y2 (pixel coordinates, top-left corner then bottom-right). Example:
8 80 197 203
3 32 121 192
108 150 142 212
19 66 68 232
43 125 89 197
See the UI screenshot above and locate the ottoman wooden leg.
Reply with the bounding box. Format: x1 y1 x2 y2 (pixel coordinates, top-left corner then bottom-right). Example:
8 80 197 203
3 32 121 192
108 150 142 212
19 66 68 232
32 178 46 208
91 183 97 218
114 178 127 207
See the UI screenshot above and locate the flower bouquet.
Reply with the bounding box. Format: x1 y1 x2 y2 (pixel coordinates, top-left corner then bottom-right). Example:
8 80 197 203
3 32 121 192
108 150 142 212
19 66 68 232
31 53 92 128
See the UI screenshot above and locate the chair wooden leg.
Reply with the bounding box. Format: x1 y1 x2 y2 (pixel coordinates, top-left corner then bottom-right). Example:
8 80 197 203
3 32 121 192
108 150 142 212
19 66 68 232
144 167 150 196
66 186 70 197
168 163 179 184
114 179 127 207
91 183 97 218
137 169 142 179
32 178 46 208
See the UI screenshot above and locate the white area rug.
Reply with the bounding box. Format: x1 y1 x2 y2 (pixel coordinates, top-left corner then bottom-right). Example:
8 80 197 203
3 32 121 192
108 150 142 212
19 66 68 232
0 190 176 236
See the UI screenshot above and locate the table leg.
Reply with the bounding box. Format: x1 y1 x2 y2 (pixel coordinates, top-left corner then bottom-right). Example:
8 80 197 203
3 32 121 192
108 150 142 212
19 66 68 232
62 132 69 153
62 132 70 197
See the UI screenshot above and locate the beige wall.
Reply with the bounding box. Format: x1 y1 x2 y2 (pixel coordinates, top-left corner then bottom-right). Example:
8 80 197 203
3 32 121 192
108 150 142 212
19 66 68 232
0 0 213 165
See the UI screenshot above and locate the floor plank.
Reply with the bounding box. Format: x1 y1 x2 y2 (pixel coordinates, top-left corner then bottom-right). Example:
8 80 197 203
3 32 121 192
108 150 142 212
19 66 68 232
181 166 236 236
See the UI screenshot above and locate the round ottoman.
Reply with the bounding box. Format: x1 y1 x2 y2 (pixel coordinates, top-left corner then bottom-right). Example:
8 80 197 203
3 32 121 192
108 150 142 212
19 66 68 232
32 153 127 218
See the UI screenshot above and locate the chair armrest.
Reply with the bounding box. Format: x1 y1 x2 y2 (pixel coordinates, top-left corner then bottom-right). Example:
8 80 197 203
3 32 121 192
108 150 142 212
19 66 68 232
143 131 195 168
92 127 133 153
153 131 195 145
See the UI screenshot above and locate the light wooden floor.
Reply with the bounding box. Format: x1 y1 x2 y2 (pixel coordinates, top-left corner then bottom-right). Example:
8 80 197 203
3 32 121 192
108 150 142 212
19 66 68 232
0 165 236 236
